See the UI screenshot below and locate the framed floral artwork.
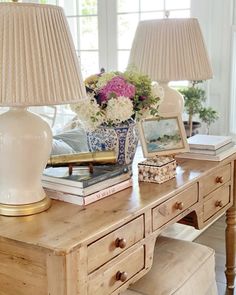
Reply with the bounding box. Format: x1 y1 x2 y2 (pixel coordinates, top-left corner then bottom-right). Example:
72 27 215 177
138 114 189 158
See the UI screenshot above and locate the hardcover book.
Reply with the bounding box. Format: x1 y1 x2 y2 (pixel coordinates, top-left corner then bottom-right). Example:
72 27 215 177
176 145 236 161
42 165 130 188
189 142 234 155
46 178 133 206
187 134 232 151
42 172 131 196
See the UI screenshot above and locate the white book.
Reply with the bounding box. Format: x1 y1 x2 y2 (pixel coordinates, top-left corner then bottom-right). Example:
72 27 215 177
46 178 133 206
189 142 234 155
42 172 131 196
42 165 129 188
176 145 236 161
188 134 232 151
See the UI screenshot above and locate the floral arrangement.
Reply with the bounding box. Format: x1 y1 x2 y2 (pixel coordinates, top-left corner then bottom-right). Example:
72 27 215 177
71 68 163 130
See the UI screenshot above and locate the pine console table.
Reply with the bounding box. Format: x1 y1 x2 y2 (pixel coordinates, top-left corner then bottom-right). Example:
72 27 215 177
0 153 236 295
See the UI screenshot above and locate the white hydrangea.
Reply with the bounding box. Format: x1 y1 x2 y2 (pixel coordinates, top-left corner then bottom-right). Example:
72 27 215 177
72 97 105 130
139 82 165 119
105 96 134 125
151 82 164 105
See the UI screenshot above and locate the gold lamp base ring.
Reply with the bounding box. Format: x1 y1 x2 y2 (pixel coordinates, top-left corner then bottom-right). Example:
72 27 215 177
0 196 51 217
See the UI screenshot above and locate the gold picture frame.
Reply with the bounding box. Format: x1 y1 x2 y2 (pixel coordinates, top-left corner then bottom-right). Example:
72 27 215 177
138 113 189 158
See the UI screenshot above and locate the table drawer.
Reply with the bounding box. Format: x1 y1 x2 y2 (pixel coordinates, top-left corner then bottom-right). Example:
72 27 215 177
203 184 231 221
87 215 144 273
152 183 198 231
199 164 231 197
88 246 145 295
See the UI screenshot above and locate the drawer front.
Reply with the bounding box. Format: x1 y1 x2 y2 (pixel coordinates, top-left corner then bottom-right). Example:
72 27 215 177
88 216 144 273
199 164 231 197
203 184 230 221
88 246 145 295
152 183 198 231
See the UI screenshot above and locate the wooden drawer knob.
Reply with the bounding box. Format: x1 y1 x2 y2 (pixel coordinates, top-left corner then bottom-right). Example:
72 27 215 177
216 176 224 184
116 271 128 282
215 200 223 208
115 238 127 249
175 202 184 210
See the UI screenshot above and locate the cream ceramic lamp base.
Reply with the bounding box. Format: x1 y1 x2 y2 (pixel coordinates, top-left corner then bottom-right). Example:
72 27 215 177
0 107 52 216
158 82 184 115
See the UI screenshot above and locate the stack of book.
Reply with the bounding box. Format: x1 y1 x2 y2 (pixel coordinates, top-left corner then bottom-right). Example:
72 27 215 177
176 134 236 161
42 165 132 206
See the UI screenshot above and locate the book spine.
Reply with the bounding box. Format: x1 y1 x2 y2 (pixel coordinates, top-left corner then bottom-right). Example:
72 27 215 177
46 190 84 205
43 172 131 196
83 173 131 195
84 178 132 205
176 145 236 161
42 165 130 189
46 178 133 206
190 142 234 155
82 166 129 187
189 138 232 150
43 180 84 195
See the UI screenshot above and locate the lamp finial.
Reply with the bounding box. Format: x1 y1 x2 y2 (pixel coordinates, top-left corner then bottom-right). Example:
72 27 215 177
165 11 170 18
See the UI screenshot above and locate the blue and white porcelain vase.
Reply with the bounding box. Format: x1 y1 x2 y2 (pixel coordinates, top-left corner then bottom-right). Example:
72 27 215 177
87 120 139 165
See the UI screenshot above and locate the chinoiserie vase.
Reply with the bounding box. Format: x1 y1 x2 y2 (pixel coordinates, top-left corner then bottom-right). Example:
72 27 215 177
87 120 139 165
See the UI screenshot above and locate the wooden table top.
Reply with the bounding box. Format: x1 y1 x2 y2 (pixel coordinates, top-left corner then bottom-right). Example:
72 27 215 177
0 151 232 255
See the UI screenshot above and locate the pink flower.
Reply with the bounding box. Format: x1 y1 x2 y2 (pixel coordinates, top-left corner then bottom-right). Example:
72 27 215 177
99 76 135 102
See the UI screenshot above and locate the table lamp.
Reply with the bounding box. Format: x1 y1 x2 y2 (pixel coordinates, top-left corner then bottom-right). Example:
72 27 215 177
128 18 213 115
0 2 86 216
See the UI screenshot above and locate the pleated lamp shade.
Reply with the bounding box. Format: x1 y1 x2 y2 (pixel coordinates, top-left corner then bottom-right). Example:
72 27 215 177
128 18 213 83
0 2 86 106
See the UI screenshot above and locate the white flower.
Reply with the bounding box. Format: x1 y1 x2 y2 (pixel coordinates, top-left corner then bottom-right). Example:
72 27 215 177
72 97 105 130
105 96 134 125
138 82 164 119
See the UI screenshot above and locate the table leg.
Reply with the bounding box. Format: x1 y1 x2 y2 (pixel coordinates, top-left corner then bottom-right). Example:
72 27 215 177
225 160 236 289
226 207 236 289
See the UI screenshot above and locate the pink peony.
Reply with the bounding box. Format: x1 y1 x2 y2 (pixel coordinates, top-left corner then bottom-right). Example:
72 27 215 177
99 76 135 102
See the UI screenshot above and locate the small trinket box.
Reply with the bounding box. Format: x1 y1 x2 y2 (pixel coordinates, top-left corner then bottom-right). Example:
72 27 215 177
138 156 177 184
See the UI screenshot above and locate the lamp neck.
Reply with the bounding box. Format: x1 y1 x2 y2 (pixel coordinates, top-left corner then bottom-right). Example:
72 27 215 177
157 82 184 115
9 107 28 111
158 82 170 89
